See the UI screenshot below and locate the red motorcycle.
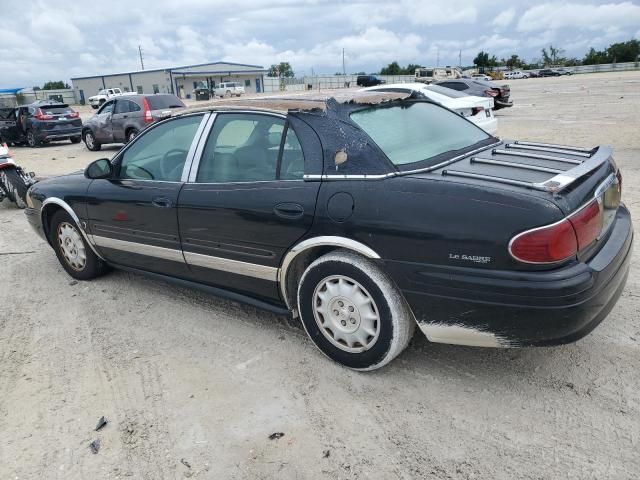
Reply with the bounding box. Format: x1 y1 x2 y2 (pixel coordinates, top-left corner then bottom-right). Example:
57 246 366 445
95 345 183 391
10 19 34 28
0 143 36 208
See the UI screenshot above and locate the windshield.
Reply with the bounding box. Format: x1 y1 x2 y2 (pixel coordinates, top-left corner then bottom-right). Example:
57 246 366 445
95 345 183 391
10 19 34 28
146 95 185 110
40 106 74 115
425 85 468 98
351 102 490 167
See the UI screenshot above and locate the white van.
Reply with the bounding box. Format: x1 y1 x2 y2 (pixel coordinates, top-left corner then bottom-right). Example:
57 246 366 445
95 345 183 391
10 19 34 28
504 71 529 79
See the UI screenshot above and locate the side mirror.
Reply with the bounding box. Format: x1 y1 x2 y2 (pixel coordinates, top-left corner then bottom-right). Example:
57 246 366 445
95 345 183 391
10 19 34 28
85 158 113 179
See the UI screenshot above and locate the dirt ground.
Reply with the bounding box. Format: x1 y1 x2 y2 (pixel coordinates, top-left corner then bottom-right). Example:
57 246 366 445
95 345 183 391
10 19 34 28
1 71 639 479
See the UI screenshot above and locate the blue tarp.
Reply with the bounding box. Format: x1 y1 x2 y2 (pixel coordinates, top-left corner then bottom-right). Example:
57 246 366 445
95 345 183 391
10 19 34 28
0 88 24 94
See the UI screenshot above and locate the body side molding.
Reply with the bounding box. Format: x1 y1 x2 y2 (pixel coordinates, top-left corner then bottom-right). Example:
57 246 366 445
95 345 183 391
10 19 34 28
278 236 382 309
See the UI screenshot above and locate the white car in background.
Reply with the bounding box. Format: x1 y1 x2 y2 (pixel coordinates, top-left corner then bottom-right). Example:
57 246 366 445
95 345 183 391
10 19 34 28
471 74 492 82
362 83 498 134
214 82 245 97
504 70 529 79
88 88 124 109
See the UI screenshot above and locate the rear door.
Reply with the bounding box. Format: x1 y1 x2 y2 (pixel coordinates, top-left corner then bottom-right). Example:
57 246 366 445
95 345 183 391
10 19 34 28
177 112 321 301
86 113 207 275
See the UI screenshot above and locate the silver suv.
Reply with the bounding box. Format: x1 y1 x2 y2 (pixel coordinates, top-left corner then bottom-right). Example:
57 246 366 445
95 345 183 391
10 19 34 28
82 94 185 151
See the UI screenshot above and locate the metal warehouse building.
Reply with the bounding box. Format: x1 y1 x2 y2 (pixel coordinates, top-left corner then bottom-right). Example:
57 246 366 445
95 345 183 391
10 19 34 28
71 61 268 103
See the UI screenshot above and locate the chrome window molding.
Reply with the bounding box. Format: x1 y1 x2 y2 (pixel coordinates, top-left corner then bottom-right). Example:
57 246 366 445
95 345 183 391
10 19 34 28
187 113 217 182
180 112 212 182
41 197 105 261
184 251 278 281
278 236 381 309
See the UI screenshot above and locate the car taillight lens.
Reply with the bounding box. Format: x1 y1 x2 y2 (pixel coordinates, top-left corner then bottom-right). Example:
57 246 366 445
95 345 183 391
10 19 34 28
34 108 54 120
568 199 602 250
484 89 499 97
143 98 153 123
510 219 578 264
471 107 484 116
68 112 80 118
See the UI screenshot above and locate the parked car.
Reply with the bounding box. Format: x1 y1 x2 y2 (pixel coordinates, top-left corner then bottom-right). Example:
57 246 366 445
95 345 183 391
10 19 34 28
436 78 513 109
0 101 82 147
24 92 631 370
471 74 492 82
554 68 573 76
88 88 124 109
82 94 185 151
414 67 461 84
537 69 561 77
362 83 497 134
213 82 245 97
503 70 529 79
356 75 386 87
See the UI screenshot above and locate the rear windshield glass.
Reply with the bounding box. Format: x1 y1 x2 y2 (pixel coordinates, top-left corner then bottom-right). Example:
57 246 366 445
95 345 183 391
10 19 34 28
425 85 468 98
40 106 74 115
146 95 185 110
351 102 490 167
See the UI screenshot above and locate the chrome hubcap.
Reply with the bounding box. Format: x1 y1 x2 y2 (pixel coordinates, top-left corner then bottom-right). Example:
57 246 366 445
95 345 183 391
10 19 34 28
57 222 86 271
312 275 380 353
86 134 94 148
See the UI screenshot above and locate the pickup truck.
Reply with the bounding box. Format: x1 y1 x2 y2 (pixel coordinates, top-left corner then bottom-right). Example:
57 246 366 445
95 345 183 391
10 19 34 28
88 88 124 109
213 82 245 97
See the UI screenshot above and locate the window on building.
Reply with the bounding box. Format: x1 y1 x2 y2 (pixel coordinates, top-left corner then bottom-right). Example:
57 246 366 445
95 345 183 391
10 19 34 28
244 79 251 87
153 84 159 94
136 86 143 94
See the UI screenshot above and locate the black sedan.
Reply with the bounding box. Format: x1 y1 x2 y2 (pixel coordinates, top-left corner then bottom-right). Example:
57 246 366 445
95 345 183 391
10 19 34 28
24 92 632 370
435 78 513 109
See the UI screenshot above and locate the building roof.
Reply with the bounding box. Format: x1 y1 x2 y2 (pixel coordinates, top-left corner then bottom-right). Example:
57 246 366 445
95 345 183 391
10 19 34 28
71 61 266 81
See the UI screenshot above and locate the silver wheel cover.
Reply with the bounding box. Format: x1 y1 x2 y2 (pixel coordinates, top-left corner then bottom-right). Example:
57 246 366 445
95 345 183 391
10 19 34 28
312 275 381 353
57 222 87 271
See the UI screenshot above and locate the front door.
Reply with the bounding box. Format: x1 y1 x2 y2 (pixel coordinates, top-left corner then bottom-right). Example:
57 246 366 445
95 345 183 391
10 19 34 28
177 112 320 301
111 99 132 142
86 113 206 276
93 100 115 144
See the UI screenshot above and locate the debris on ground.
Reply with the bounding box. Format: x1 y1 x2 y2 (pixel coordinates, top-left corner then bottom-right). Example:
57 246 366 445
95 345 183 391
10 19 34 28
181 458 191 469
268 432 285 440
69 280 78 286
323 450 331 458
89 438 101 454
95 416 108 431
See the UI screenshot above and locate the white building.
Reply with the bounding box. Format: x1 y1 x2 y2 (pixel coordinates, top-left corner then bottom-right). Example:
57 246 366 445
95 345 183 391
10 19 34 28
71 61 268 104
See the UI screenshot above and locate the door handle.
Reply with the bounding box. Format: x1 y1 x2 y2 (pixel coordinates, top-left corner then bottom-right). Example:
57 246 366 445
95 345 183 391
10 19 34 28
274 202 304 220
152 196 173 208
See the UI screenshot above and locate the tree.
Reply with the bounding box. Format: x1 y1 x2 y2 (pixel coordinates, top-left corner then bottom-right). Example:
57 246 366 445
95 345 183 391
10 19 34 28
505 54 524 70
380 61 402 75
42 80 70 90
403 63 422 75
473 51 497 68
606 39 640 63
268 62 294 78
541 45 565 66
583 47 609 65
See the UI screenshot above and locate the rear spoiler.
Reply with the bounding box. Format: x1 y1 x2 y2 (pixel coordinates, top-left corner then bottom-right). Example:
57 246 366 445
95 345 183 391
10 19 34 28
443 140 613 193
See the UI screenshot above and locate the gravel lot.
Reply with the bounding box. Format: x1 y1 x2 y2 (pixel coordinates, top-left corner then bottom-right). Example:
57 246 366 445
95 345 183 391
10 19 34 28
1 71 639 479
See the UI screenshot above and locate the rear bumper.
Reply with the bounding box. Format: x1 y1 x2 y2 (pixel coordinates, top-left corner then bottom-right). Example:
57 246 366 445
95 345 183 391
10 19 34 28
386 205 633 348
36 127 82 141
494 99 513 108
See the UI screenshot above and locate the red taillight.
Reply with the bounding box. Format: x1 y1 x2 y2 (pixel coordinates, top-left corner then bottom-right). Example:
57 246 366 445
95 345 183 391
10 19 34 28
471 107 484 116
68 111 80 118
484 89 499 97
142 98 153 123
34 108 54 120
568 199 602 250
510 219 578 264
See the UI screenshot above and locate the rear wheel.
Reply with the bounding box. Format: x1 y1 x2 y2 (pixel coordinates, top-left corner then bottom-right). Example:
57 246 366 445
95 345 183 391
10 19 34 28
26 130 39 148
126 129 139 143
297 251 415 370
50 210 108 280
0 168 28 208
84 131 101 151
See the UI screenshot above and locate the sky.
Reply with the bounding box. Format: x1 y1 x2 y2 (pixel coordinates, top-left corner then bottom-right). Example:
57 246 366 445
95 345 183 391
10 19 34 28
3 0 640 87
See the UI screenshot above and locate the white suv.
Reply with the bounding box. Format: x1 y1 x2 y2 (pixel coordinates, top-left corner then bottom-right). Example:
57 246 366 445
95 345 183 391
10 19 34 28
214 82 245 97
503 70 529 79
88 88 124 109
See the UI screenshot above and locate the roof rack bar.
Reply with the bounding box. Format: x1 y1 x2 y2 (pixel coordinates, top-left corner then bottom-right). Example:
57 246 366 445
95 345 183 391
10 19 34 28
442 170 547 190
470 157 564 174
514 140 593 154
492 149 583 165
505 143 592 158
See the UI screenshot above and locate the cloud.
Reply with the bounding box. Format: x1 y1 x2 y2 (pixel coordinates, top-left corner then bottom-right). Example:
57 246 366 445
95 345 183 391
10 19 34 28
493 8 516 28
401 0 477 25
517 2 640 32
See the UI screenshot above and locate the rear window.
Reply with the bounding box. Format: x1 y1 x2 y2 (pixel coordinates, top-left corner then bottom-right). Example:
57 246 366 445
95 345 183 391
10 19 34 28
351 102 490 167
145 95 185 110
39 106 74 115
425 85 468 98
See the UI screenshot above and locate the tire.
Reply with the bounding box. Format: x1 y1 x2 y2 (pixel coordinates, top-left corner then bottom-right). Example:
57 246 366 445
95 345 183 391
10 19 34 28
26 130 39 148
224 90 231 98
91 105 98 110
0 168 28 208
297 250 415 370
49 210 108 280
70 136 81 144
84 131 101 151
126 129 139 143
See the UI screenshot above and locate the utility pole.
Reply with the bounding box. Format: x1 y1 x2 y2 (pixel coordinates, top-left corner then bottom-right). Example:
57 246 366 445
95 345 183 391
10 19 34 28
342 48 346 76
138 45 145 70
459 49 462 68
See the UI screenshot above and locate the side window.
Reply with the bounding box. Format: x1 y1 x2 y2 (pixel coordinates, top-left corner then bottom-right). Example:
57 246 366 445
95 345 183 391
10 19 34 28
129 101 141 112
196 114 285 183
114 100 130 114
118 115 203 182
453 82 469 91
98 101 114 115
279 127 304 180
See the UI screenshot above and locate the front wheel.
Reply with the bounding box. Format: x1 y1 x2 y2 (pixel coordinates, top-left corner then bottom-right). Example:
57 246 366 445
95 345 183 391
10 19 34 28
50 210 108 280
0 168 29 208
84 131 101 151
297 251 415 370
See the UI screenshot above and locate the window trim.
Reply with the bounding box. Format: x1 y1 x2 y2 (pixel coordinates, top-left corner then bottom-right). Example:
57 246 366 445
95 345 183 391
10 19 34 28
187 111 305 185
